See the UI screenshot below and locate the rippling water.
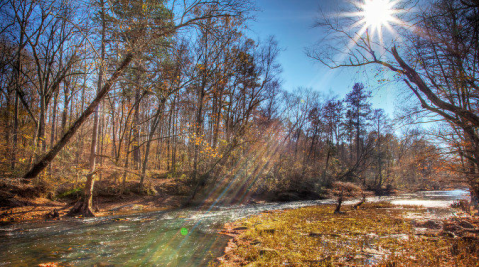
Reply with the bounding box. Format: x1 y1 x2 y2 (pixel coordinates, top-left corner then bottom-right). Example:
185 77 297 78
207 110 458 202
0 189 470 266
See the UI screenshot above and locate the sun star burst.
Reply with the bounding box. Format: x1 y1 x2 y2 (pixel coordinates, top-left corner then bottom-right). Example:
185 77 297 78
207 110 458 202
362 0 396 30
347 0 403 42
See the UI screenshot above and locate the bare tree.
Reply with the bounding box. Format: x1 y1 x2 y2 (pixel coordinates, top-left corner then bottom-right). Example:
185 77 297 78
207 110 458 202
308 0 479 197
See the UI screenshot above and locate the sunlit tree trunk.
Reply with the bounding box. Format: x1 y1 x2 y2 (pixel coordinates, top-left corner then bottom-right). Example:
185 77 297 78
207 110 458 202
81 0 106 216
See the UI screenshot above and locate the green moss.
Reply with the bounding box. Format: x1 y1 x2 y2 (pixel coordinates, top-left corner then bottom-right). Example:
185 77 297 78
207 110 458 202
57 188 82 199
217 204 479 266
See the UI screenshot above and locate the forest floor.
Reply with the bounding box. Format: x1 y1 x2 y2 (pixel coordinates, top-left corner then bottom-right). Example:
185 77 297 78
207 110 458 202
215 202 479 266
0 178 185 225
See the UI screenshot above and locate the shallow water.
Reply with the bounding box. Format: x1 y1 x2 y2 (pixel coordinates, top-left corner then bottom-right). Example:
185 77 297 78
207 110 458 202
389 189 470 208
0 189 470 266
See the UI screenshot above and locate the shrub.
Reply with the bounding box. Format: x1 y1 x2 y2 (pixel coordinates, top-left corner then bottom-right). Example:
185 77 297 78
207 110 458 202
328 181 364 213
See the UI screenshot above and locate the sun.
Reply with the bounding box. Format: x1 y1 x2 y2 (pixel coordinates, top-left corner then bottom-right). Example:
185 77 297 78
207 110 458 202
347 0 403 41
362 0 395 29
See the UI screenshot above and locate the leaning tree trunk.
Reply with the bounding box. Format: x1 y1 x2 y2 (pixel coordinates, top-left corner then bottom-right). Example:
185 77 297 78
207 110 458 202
23 53 133 179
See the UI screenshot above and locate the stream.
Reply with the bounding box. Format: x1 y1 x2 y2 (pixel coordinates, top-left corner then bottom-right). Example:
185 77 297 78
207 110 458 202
0 189 470 266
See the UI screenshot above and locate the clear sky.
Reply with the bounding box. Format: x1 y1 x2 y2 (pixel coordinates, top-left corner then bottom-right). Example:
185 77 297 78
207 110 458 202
248 0 399 116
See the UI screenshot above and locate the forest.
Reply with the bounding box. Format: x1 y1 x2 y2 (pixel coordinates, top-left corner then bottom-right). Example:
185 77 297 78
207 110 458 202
0 0 475 219
2 0 479 266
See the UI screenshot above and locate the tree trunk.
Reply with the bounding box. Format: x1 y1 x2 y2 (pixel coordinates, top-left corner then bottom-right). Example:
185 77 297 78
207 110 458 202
140 98 166 189
61 80 70 134
132 66 141 170
334 193 343 214
111 97 118 159
322 144 331 183
50 91 59 149
171 95 177 172
12 92 19 170
68 2 108 217
76 72 87 165
122 128 133 194
48 90 59 175
23 53 133 179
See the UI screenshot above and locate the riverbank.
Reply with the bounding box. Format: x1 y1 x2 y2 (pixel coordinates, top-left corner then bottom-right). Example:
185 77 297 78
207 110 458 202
215 202 479 266
0 177 188 225
0 193 185 225
0 177 469 226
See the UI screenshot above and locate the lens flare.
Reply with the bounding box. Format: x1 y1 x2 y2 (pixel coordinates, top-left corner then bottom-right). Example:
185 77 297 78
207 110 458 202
362 0 396 30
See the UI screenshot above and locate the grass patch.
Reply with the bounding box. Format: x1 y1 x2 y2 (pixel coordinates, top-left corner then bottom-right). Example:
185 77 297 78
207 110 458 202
215 203 479 266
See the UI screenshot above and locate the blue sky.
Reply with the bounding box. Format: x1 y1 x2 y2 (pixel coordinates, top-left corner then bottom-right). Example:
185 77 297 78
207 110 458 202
248 0 399 116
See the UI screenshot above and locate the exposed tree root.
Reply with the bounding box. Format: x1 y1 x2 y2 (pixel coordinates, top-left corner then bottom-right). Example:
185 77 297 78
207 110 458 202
67 199 95 217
